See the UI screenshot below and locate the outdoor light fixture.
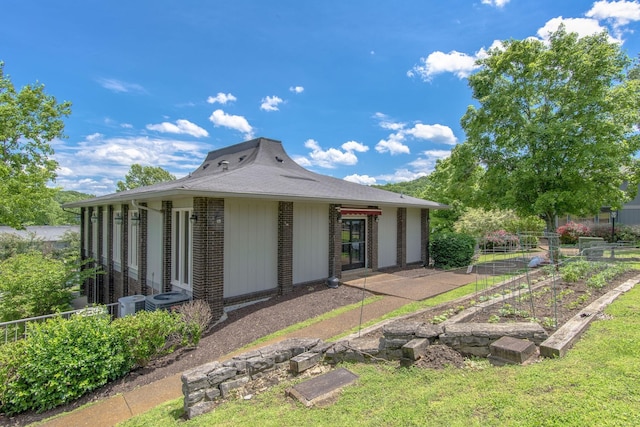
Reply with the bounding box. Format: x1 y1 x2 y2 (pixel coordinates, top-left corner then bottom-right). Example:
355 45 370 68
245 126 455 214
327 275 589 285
114 212 123 225
131 212 140 227
190 213 198 224
214 215 222 224
374 215 380 223
90 212 98 224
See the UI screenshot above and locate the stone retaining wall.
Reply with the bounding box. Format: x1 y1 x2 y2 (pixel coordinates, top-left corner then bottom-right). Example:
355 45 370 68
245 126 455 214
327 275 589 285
182 321 546 419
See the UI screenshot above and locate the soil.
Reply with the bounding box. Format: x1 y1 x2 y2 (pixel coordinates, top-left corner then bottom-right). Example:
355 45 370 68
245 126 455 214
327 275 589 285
403 269 638 334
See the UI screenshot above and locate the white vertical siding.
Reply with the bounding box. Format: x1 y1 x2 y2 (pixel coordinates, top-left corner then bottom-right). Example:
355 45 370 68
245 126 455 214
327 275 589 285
378 207 397 268
407 208 422 263
293 203 329 284
224 199 278 298
146 202 163 293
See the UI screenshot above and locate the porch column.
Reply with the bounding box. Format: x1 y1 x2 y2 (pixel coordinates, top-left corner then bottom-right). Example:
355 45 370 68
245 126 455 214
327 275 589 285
421 209 430 267
162 200 173 293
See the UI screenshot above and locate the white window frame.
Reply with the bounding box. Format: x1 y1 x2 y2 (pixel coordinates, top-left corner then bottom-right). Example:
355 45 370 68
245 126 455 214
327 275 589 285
171 209 193 290
128 210 139 271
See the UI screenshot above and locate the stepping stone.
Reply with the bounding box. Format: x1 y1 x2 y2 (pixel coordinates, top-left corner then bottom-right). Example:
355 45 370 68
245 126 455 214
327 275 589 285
286 368 358 407
488 336 537 366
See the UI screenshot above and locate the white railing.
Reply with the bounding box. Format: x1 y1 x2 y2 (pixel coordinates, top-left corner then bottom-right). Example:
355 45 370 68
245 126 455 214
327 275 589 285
0 303 119 345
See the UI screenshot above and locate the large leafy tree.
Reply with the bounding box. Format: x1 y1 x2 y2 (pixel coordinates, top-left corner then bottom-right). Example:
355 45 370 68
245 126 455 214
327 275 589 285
0 62 71 228
116 163 176 192
460 28 640 231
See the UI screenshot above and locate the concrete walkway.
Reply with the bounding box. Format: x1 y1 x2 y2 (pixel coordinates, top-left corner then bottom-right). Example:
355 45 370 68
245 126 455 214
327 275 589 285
40 268 480 427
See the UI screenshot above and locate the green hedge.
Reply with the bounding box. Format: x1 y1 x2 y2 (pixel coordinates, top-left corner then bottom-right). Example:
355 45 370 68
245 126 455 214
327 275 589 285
430 232 476 269
0 314 130 415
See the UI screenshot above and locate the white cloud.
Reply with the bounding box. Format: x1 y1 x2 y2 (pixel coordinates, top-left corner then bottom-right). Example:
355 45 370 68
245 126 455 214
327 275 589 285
408 50 480 81
207 92 237 104
146 119 209 138
341 140 369 153
481 0 510 7
537 17 616 42
289 86 304 93
375 135 410 155
121 123 133 129
299 139 362 168
405 124 457 145
260 95 284 111
376 168 427 183
344 174 377 185
586 0 640 28
96 78 145 93
52 134 209 195
208 109 254 139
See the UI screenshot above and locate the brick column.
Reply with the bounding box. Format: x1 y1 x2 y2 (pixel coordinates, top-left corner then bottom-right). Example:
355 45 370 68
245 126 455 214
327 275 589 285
397 208 407 268
192 197 225 319
367 213 379 270
328 204 342 279
139 203 148 295
278 201 293 295
162 200 173 292
421 209 430 267
107 205 115 303
87 207 95 303
80 207 87 295
121 204 129 297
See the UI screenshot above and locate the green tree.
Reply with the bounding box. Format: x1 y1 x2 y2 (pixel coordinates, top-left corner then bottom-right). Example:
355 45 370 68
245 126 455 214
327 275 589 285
31 190 94 225
0 62 72 229
116 164 176 192
460 28 640 231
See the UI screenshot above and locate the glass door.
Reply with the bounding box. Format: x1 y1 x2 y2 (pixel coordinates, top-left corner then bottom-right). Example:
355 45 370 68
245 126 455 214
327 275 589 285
341 219 366 270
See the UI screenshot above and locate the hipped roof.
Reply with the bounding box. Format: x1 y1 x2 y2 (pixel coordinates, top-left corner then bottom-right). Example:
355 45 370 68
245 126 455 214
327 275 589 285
64 137 448 210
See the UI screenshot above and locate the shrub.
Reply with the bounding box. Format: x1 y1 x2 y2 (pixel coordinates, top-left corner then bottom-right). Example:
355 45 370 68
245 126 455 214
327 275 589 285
0 313 129 415
479 229 519 250
556 221 591 244
430 232 475 269
111 310 185 368
454 208 545 238
176 300 213 347
0 252 99 322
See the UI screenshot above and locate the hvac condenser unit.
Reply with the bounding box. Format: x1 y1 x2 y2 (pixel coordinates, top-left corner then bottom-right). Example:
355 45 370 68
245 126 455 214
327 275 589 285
118 295 146 317
145 291 191 311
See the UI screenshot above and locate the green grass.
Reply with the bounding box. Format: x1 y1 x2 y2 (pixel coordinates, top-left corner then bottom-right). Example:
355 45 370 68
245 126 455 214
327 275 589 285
119 284 640 426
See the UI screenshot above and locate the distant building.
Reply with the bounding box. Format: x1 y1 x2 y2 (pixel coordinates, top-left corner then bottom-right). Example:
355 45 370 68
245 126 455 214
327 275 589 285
0 225 79 252
65 137 448 320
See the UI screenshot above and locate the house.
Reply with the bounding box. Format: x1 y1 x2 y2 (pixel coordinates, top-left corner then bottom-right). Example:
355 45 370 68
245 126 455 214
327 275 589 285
0 225 80 254
64 137 447 320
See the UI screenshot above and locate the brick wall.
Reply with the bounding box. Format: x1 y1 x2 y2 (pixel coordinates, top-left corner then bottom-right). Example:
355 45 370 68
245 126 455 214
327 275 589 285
139 203 148 296
367 213 379 270
107 205 115 303
192 197 225 319
421 209 430 266
328 204 342 279
278 201 294 295
121 204 129 297
87 207 96 303
397 208 407 268
162 200 173 292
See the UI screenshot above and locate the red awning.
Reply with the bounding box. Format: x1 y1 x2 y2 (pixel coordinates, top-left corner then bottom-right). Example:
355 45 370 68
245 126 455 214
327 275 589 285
340 208 382 216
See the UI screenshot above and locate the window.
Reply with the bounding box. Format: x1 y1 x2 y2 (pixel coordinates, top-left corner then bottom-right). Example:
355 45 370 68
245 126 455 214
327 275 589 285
172 209 193 289
128 210 139 270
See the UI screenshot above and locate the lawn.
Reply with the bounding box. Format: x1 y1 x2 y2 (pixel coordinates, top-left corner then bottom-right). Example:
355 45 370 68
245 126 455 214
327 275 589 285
120 282 640 426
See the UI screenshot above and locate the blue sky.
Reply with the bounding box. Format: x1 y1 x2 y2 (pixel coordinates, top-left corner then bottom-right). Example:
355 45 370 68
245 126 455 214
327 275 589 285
2 1 640 195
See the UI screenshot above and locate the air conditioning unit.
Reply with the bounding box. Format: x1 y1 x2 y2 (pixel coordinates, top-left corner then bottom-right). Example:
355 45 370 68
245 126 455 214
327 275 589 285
118 295 146 317
145 291 191 311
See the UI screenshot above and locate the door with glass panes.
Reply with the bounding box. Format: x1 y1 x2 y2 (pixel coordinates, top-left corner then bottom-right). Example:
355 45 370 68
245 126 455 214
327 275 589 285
341 219 366 270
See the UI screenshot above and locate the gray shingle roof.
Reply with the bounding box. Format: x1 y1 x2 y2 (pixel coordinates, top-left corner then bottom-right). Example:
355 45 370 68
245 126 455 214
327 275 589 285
64 137 448 209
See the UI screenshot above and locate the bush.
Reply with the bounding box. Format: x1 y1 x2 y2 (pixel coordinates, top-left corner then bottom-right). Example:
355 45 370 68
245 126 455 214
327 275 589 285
430 232 475 269
0 252 98 322
556 221 591 244
0 314 129 415
111 310 185 368
453 208 545 238
479 229 519 250
176 300 213 347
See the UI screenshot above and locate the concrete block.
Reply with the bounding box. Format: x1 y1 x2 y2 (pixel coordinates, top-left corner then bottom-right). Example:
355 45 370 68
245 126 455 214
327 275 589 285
488 336 536 366
402 338 429 360
290 351 322 374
